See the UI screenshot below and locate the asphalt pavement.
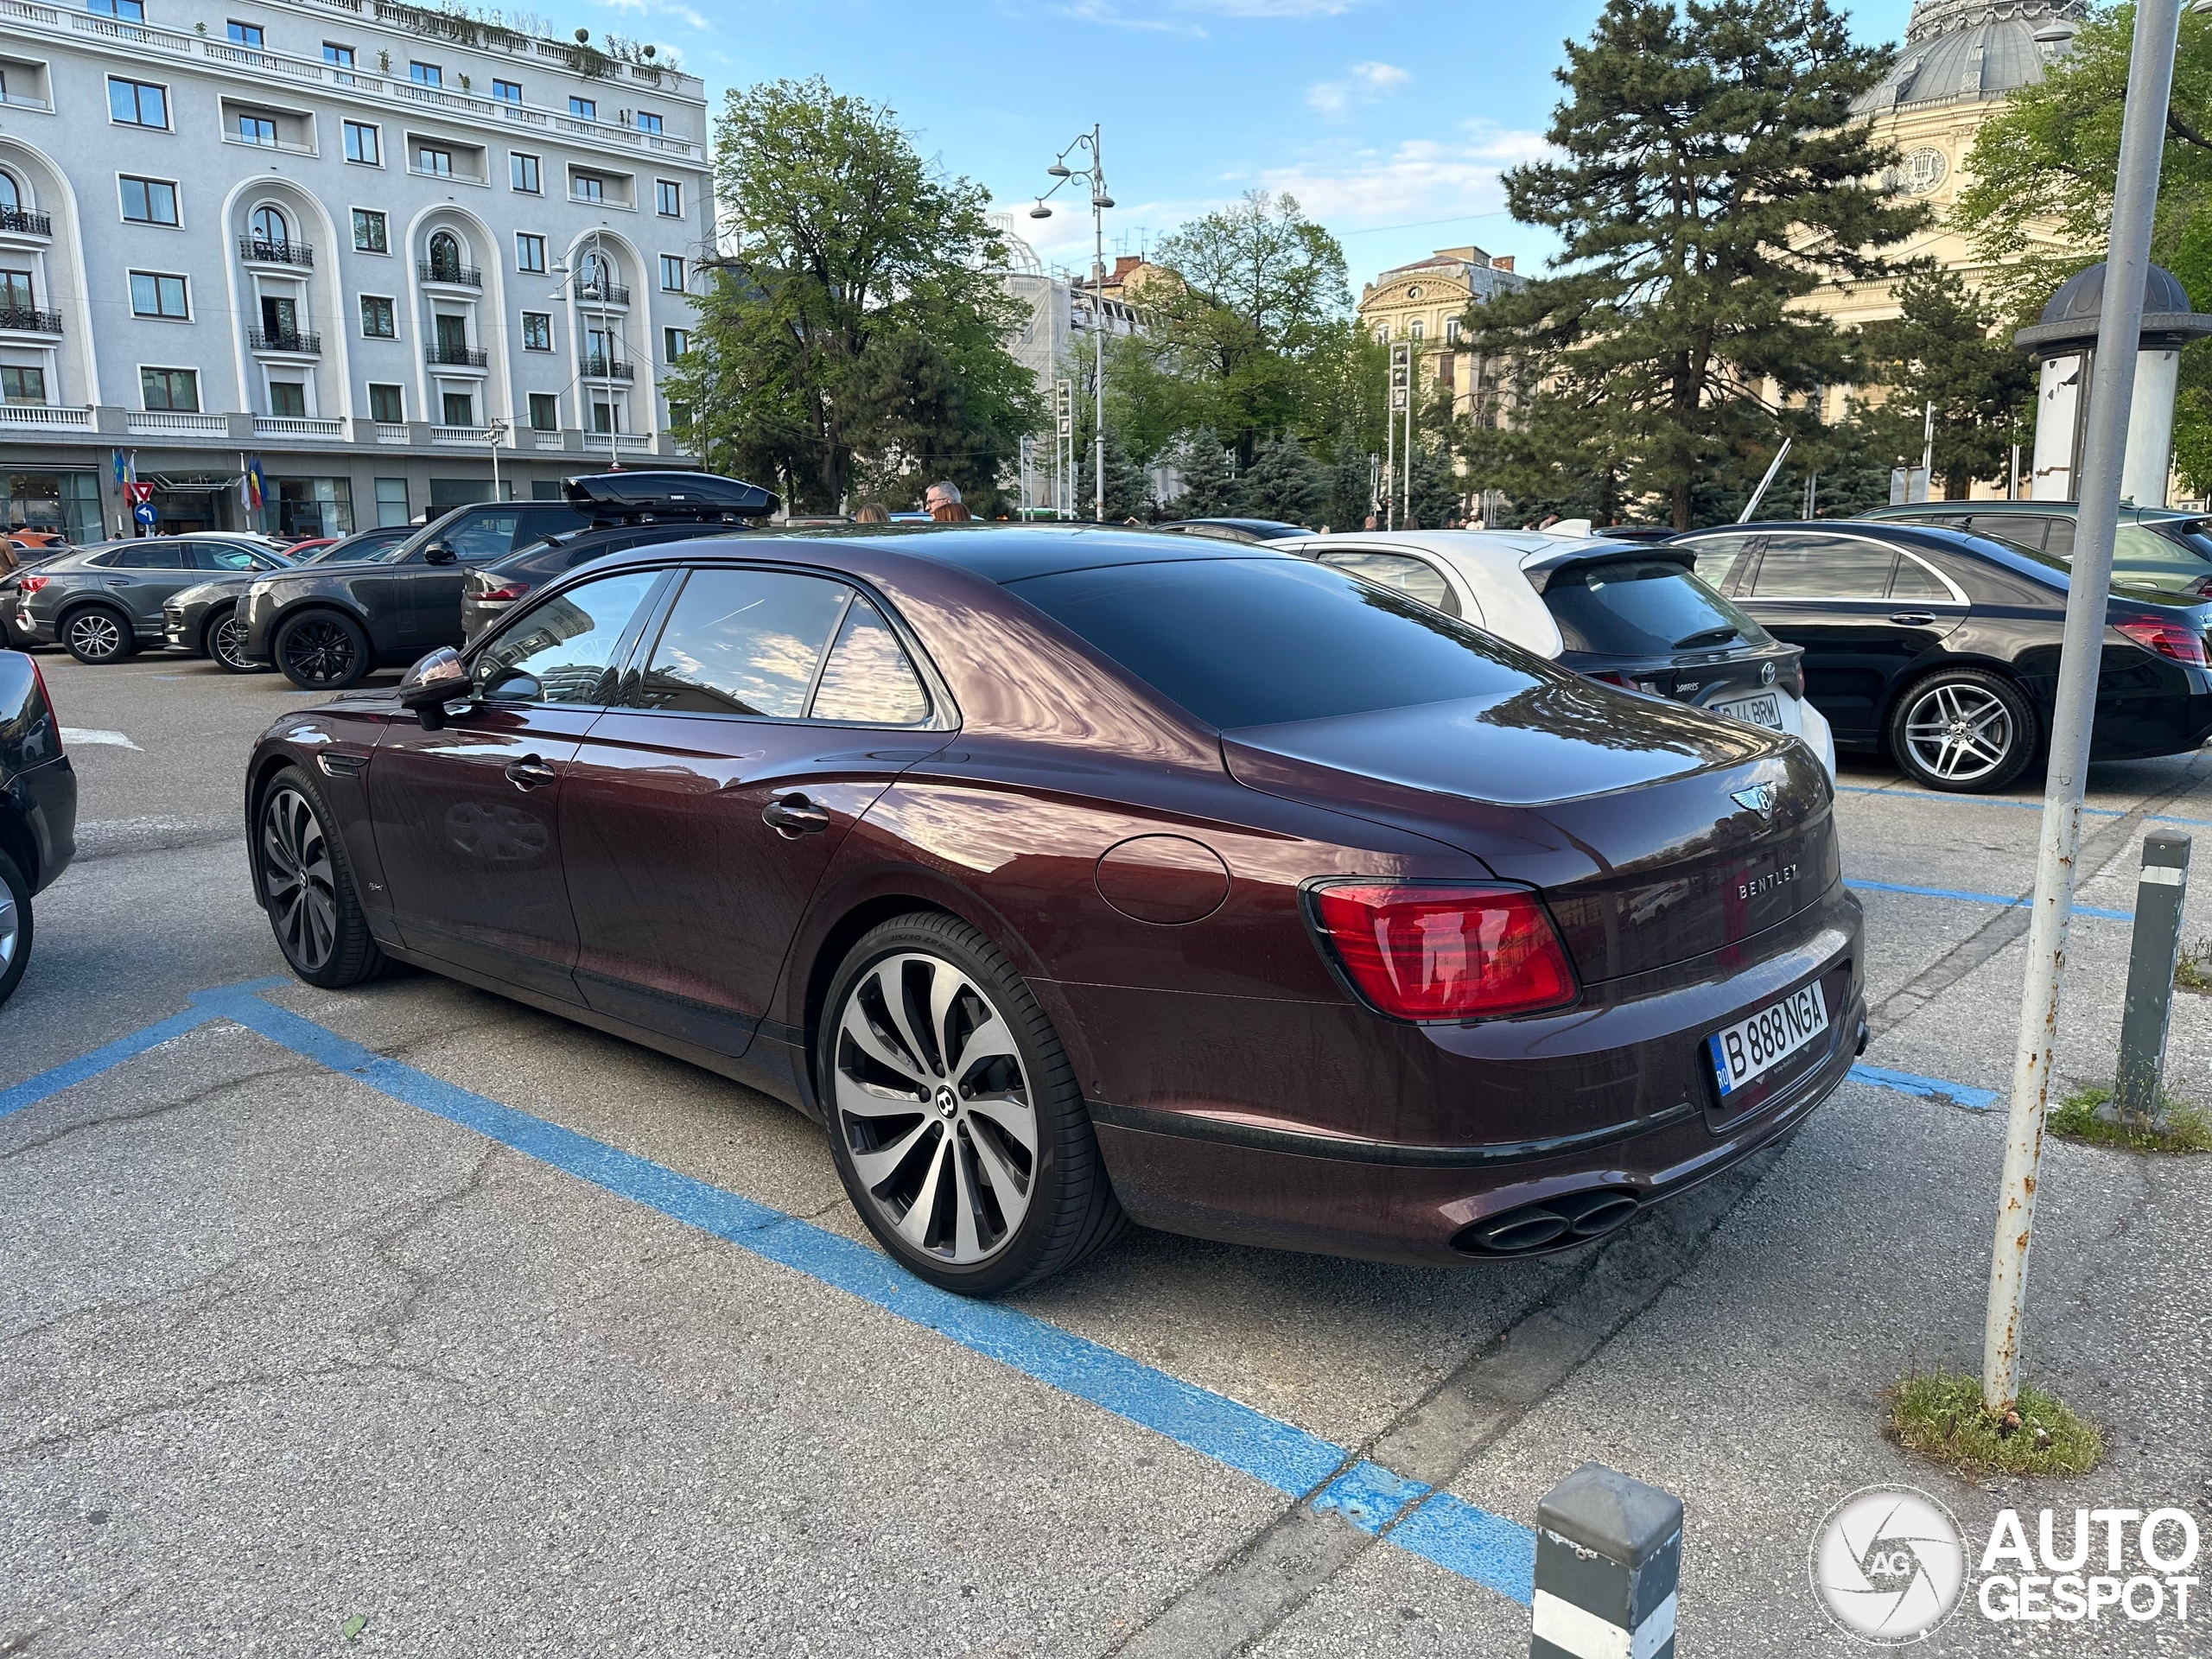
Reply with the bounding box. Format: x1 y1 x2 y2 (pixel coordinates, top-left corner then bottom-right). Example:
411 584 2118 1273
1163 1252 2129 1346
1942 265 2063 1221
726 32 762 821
4 650 2209 1656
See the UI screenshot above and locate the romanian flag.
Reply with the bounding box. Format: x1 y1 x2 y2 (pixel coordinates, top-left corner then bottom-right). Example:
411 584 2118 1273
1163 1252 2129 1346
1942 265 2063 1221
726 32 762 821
111 448 133 486
241 455 266 513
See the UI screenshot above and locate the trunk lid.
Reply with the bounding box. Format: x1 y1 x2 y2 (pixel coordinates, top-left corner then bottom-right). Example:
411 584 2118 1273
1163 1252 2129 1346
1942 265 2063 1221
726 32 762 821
1223 682 1838 982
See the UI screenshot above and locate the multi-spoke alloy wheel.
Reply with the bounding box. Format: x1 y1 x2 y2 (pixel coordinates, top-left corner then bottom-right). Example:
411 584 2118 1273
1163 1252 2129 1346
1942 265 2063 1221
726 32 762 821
820 914 1127 1294
64 608 128 664
0 849 29 1007
209 610 257 672
276 612 369 689
1889 669 2034 793
262 785 339 974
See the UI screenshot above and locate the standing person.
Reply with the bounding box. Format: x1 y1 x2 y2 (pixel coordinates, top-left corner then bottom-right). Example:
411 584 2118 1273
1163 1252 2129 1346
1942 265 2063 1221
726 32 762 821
924 481 973 523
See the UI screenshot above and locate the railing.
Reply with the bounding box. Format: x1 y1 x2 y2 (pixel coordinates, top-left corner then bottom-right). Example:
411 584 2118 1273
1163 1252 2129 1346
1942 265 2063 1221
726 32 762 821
0 306 61 334
0 403 92 428
254 415 344 439
417 260 483 289
248 329 323 355
431 424 497 444
223 130 317 156
128 410 228 435
531 430 567 449
582 357 634 382
374 422 410 444
426 344 489 367
576 279 631 306
238 236 314 268
0 207 52 237
0 90 54 113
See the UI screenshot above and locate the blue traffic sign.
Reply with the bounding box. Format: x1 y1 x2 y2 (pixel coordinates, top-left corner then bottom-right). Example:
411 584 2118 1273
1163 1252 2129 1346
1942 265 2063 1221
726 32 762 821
134 503 157 526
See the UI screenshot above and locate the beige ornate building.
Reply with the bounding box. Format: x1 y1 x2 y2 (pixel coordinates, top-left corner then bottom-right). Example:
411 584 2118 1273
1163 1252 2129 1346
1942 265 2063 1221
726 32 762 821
1355 246 1526 423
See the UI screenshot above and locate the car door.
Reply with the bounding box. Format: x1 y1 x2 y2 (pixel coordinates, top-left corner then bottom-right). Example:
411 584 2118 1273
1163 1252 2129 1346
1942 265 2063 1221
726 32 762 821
367 567 669 1003
1734 531 1965 742
557 563 944 1057
398 508 526 647
99 541 195 632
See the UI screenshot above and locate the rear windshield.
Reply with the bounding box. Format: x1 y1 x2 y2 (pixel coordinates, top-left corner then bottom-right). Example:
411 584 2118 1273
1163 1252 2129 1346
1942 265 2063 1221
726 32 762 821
1007 556 1544 728
1541 559 1770 656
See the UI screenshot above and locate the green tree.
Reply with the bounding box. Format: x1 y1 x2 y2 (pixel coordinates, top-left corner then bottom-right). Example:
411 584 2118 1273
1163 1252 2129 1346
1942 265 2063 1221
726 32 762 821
1166 428 1236 518
1463 0 1929 529
1073 421 1153 522
664 77 1041 511
1858 269 2037 499
1233 435 1326 524
1955 4 2212 494
1407 442 1466 528
1321 429 1376 531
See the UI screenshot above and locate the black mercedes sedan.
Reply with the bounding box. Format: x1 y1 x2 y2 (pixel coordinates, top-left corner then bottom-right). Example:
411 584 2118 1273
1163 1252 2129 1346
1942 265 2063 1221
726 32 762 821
1672 519 2212 791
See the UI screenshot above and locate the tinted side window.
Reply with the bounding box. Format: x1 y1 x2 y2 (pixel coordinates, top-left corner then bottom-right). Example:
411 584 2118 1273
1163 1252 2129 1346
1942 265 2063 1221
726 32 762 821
2042 518 2076 560
474 570 660 703
1889 555 1951 601
634 568 849 717
1318 550 1460 616
1748 535 1897 599
1972 515 2049 551
438 512 527 562
810 598 931 724
1681 534 1757 593
110 544 188 569
198 544 265 571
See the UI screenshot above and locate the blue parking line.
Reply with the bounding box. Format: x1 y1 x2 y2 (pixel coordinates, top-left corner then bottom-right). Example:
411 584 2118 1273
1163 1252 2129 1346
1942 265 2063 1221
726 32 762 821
1835 783 2212 833
1846 1063 2002 1112
1844 877 2133 922
0 1006 217 1121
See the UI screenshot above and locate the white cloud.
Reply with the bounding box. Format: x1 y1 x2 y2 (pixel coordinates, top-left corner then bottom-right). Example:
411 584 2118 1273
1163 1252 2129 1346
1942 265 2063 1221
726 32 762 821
1306 60 1409 117
598 0 713 33
1251 121 1550 231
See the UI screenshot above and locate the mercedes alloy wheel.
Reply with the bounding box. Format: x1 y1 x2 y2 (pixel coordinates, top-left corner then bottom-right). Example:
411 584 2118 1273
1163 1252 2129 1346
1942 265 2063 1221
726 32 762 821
1889 669 2035 793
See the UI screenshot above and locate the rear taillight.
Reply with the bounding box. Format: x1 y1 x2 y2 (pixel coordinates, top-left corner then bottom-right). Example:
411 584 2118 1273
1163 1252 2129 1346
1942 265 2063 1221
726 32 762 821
29 657 59 753
1307 881 1579 1021
480 582 531 603
16 575 48 595
2115 619 2209 667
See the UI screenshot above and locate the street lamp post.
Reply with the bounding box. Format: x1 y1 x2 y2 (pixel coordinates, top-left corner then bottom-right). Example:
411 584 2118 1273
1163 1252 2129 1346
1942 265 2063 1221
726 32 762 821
1030 124 1112 522
550 226 624 474
486 416 508 500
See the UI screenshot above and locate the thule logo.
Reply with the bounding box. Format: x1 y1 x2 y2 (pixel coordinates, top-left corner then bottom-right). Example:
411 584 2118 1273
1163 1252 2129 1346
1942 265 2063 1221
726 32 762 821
1731 784 1777 818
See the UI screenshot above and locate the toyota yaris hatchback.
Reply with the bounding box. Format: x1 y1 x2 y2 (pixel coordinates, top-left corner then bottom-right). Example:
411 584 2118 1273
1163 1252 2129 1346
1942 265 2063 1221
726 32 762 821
247 528 1864 1294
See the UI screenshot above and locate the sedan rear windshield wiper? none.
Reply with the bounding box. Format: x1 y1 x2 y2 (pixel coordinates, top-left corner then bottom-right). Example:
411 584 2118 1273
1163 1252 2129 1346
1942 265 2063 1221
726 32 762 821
1671 624 1740 651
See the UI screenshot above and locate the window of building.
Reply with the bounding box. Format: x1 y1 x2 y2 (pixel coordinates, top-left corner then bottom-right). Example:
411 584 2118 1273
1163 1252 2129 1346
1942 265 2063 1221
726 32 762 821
119 175 179 226
0 173 15 213
0 270 31 311
269 381 307 417
1373 325 1389 345
226 21 264 47
343 121 379 165
585 327 616 374
323 42 354 69
236 113 276 147
374 476 410 526
491 78 522 104
410 61 442 86
1408 318 1424 340
441 391 475 428
663 327 688 360
1 365 48 404
520 310 551 352
359 295 396 338
367 383 404 423
433 314 468 355
353 208 388 254
141 367 199 411
514 233 545 275
108 78 168 129
250 204 289 250
1445 316 1461 345
667 399 691 434
572 173 603 203
509 152 540 193
659 254 683 292
528 392 558 431
87 0 146 18
590 400 615 434
656 179 682 218
129 270 188 319
415 146 453 177
569 96 595 120
634 111 662 133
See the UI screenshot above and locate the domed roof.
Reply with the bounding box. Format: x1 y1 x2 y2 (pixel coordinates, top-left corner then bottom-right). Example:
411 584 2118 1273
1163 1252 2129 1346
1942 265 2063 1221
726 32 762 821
1852 0 2082 115
2040 262 2195 326
2013 261 2212 354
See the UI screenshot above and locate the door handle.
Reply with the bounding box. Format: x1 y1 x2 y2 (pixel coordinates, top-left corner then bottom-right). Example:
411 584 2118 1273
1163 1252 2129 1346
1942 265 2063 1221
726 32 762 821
762 793 831 836
1888 612 1936 626
504 755 557 790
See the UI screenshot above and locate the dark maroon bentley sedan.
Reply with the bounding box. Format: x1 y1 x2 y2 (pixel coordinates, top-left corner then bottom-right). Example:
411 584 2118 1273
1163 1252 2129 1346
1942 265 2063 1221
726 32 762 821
246 527 1866 1294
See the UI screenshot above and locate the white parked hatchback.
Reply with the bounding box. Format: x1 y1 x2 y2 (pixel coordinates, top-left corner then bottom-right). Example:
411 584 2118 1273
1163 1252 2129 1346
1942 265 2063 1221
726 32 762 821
1273 529 1837 777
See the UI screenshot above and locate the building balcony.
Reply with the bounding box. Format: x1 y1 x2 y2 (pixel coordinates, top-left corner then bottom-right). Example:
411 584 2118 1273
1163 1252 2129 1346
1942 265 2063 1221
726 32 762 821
0 403 92 429
0 306 62 334
426 344 490 368
254 415 343 441
0 207 52 238
238 236 313 268
575 279 631 307
582 356 634 382
431 424 501 446
127 410 229 435
248 328 322 356
417 260 484 289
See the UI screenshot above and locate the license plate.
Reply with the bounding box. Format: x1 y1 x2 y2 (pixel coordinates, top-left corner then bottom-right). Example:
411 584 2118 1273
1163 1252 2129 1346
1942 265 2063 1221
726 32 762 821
1711 691 1783 731
1706 980 1829 1096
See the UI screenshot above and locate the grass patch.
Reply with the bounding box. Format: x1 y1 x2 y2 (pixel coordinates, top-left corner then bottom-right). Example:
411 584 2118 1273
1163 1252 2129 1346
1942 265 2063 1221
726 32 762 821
2174 938 2212 995
2049 1086 2212 1154
1888 1368 2103 1478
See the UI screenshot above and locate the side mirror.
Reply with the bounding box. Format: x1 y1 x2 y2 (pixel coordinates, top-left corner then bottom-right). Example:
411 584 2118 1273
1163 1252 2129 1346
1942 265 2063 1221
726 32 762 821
397 647 469 728
423 541 459 566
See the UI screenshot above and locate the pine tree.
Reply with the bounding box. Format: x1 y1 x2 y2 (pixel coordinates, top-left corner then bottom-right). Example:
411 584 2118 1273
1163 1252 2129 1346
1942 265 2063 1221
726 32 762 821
1322 428 1374 531
1233 435 1325 524
1075 424 1153 523
1858 270 2036 499
1166 428 1236 518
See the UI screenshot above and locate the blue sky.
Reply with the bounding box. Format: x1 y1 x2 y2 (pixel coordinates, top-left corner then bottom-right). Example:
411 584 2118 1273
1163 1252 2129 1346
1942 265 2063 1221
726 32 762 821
576 0 1919 289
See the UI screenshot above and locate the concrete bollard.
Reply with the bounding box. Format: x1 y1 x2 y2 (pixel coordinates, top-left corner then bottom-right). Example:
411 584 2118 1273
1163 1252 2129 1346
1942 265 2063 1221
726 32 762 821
1531 1463 1681 1659
2110 830 2190 1128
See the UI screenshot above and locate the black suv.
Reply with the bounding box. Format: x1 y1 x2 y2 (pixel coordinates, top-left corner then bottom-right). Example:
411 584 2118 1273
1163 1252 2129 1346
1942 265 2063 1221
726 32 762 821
0 648 75 1006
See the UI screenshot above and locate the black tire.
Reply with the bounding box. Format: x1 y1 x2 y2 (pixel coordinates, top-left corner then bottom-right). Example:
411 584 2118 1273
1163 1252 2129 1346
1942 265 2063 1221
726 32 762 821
818 912 1128 1296
0 847 35 1008
205 606 261 673
1885 666 2038 793
61 604 135 664
255 765 389 987
274 608 370 690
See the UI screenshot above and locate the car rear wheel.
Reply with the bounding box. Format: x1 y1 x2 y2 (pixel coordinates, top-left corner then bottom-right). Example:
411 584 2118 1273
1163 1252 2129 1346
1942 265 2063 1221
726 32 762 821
275 610 370 690
819 912 1128 1295
257 766 388 987
1887 667 2037 793
0 848 35 1007
206 607 260 673
62 605 134 664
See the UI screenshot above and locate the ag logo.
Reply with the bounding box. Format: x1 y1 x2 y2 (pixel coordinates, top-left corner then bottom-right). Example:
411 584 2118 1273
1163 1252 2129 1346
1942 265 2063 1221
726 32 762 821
1809 1485 1967 1644
1730 783 1777 817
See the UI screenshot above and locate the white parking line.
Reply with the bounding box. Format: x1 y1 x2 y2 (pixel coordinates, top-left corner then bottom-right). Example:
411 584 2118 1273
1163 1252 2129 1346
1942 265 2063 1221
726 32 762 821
59 728 142 750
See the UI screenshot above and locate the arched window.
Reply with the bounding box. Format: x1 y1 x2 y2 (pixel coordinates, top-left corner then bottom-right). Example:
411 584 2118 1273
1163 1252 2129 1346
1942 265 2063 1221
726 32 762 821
0 172 19 213
578 249 615 297
251 205 289 251
428 230 461 280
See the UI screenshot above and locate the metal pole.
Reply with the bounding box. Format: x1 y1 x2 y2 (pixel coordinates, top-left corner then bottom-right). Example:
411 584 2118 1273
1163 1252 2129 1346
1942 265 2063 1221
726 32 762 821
2113 831 2190 1128
1402 361 1413 529
488 418 503 500
1982 0 2183 1415
1738 437 1793 524
1092 124 1106 523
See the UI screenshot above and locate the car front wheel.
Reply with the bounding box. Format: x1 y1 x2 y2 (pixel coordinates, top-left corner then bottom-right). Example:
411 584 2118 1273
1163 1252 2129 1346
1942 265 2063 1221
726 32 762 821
207 607 261 673
257 766 387 986
274 610 371 690
63 605 134 664
0 847 35 1007
1887 666 2037 793
819 912 1127 1295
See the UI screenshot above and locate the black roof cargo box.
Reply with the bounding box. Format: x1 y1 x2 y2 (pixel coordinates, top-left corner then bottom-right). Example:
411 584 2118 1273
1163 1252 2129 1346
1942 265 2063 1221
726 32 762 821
564 471 779 522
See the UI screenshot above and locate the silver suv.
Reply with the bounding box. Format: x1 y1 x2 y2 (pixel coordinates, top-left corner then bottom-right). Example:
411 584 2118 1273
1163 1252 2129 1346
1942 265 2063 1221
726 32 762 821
6 537 291 664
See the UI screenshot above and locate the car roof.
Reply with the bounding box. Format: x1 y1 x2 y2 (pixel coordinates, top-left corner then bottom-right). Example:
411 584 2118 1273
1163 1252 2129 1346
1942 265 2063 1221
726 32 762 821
1159 518 1309 537
845 524 1284 585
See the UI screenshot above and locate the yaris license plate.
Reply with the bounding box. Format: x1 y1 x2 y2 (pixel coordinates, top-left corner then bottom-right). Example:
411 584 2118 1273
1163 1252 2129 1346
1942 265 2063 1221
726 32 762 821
1707 980 1828 1096
1711 690 1783 730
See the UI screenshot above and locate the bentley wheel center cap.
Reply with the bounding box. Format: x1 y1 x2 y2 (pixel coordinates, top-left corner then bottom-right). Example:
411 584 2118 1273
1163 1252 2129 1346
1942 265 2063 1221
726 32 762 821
934 1084 958 1119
